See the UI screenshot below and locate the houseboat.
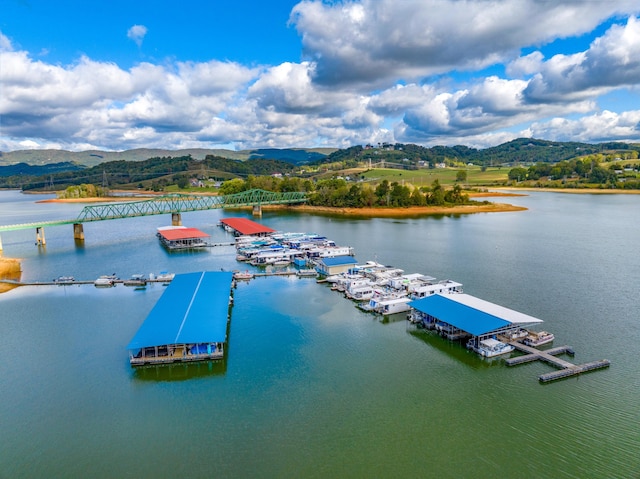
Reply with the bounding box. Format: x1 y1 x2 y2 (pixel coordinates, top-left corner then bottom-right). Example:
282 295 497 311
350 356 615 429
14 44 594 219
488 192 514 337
466 338 515 358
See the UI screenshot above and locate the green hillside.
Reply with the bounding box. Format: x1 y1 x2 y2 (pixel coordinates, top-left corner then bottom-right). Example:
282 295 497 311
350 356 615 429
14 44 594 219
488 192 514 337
0 147 336 167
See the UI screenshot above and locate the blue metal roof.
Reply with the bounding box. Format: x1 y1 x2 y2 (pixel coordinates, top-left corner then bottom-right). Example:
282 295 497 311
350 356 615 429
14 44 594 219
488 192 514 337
409 294 510 336
127 271 233 349
319 255 358 266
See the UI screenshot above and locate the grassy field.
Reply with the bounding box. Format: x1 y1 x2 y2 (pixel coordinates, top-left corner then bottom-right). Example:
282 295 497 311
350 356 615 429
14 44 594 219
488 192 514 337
355 166 509 187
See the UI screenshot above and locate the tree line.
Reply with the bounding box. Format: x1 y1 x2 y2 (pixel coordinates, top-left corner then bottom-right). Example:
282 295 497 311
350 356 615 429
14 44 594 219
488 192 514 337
508 158 640 189
219 176 474 208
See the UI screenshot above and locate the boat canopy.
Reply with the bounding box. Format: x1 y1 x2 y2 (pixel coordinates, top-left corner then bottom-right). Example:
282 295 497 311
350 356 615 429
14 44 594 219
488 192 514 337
409 293 543 337
127 271 232 350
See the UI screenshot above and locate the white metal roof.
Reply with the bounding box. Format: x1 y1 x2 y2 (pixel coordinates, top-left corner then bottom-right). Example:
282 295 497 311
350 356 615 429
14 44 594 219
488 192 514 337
444 294 543 325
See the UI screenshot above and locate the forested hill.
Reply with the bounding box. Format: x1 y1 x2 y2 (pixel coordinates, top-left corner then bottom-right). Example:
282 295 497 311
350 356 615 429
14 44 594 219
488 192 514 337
2 139 639 179
319 138 640 167
0 147 336 168
0 162 84 177
0 155 298 191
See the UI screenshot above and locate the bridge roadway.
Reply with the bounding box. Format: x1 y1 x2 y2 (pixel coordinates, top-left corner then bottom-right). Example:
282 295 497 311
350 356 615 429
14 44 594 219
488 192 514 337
0 189 307 249
0 189 307 232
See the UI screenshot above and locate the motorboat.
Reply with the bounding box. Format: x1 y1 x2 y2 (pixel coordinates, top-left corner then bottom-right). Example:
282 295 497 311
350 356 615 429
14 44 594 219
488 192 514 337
124 274 147 287
522 330 555 347
94 275 116 288
233 271 254 280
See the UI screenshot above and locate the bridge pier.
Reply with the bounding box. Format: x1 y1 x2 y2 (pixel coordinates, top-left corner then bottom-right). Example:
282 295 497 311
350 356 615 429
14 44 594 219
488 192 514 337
0 234 3 252
73 223 85 241
252 204 262 216
36 227 46 246
172 213 182 226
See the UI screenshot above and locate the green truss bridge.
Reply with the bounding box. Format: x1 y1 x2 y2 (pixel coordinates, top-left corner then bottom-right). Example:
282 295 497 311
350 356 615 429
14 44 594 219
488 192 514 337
0 189 308 250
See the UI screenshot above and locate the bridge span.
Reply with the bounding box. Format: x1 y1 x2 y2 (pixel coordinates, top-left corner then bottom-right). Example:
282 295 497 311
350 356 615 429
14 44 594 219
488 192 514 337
0 189 307 251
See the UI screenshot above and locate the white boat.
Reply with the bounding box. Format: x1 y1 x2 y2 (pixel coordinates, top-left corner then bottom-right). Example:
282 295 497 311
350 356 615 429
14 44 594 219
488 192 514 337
522 330 555 347
500 328 528 341
233 271 254 280
359 292 411 314
296 269 318 277
467 338 514 358
94 276 115 287
156 271 175 282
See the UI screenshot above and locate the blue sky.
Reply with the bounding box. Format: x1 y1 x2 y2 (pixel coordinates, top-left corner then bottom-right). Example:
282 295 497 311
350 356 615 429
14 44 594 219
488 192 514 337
1 0 640 151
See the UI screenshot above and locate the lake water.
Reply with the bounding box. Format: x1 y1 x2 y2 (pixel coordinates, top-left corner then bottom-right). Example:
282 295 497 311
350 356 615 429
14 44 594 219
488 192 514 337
0 190 639 478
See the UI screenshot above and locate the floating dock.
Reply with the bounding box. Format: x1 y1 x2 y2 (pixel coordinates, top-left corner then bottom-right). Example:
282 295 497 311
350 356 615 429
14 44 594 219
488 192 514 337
127 271 234 366
506 341 610 382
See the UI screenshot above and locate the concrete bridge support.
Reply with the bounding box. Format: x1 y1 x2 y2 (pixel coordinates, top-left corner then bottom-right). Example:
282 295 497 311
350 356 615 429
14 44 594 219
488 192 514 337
252 204 262 216
172 213 182 226
36 227 46 246
73 223 85 241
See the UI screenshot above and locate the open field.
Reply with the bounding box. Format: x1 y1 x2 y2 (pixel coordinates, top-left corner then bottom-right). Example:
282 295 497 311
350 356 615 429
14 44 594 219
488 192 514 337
354 166 508 187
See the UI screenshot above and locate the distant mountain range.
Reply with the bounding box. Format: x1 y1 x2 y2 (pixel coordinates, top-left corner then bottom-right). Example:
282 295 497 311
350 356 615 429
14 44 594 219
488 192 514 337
1 139 638 174
0 147 336 168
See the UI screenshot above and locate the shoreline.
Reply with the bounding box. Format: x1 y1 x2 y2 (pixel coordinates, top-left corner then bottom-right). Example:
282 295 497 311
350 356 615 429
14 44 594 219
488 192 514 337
256 202 527 218
493 186 640 195
0 257 22 293
36 190 528 217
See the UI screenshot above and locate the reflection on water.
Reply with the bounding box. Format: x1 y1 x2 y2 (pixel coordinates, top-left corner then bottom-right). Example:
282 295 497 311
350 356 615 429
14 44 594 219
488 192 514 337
407 327 502 370
132 359 228 381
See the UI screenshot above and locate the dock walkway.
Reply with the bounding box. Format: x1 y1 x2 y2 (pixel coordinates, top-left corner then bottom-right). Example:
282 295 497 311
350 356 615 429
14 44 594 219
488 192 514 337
507 341 610 382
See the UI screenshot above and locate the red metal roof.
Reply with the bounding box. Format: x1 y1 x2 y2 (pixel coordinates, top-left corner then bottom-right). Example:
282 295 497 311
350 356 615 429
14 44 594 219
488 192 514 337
158 227 210 241
220 218 275 235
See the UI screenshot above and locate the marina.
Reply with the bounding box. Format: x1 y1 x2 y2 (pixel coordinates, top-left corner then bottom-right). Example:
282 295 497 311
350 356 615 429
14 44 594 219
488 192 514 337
224 220 611 382
1 210 611 381
0 190 637 478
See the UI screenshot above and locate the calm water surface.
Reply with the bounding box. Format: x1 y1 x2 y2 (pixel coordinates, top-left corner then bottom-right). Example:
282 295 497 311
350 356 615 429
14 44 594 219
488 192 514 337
0 190 638 478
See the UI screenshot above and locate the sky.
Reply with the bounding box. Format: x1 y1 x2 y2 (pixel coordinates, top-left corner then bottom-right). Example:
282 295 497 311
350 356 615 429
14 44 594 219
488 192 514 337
1 0 640 152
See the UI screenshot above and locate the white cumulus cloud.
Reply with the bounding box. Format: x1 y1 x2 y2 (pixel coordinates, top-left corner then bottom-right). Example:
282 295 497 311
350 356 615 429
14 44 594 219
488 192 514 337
127 25 148 47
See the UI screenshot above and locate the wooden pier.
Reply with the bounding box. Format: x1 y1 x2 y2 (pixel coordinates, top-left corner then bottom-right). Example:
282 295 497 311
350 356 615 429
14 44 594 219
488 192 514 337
506 341 610 383
0 268 317 289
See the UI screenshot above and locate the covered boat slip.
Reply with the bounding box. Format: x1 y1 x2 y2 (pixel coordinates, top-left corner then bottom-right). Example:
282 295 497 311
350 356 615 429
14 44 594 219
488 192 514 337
157 226 210 250
127 271 234 366
409 293 543 341
219 217 275 236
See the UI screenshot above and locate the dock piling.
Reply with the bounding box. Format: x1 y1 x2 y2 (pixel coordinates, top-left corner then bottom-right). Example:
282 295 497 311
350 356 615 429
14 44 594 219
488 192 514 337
36 227 46 246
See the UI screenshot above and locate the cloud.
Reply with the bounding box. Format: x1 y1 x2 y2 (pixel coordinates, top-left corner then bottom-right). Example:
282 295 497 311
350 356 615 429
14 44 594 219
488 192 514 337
529 110 640 143
290 0 640 88
127 24 148 47
0 31 12 52
523 16 640 102
2 5 640 152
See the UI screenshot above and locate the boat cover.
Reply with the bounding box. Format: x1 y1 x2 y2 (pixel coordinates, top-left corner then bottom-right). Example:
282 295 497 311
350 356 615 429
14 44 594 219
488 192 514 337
127 271 232 349
409 293 542 336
